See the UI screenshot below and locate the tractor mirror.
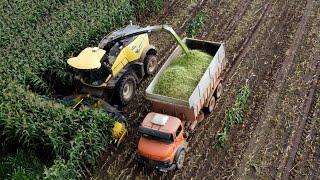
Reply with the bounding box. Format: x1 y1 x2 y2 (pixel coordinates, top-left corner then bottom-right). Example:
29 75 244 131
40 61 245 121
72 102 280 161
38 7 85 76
183 132 189 139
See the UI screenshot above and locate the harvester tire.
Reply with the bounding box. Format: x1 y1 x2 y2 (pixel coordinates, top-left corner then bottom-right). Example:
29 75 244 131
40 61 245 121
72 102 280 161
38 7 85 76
115 73 136 106
144 54 158 75
175 148 186 170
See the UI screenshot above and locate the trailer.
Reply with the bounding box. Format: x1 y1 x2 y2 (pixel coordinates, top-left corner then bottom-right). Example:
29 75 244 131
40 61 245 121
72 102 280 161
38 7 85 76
137 38 226 172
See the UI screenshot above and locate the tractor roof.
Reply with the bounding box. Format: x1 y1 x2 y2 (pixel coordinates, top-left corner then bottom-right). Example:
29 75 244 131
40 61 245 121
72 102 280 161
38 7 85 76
99 25 141 49
141 112 181 134
67 47 105 70
111 25 141 37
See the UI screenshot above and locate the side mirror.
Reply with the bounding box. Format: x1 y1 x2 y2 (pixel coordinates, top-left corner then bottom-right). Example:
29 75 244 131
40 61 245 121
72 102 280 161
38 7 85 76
183 131 189 139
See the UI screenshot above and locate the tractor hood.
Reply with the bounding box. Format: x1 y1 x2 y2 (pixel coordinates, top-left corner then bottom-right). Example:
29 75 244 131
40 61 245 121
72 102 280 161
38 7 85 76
138 136 175 161
67 47 105 70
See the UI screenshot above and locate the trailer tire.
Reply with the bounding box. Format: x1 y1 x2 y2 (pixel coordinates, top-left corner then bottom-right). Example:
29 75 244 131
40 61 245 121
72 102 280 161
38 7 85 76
144 54 158 75
175 148 186 170
204 96 216 113
115 73 136 106
215 82 223 99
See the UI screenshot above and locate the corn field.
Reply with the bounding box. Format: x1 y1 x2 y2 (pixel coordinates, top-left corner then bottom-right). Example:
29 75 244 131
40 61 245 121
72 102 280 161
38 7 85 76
0 0 163 179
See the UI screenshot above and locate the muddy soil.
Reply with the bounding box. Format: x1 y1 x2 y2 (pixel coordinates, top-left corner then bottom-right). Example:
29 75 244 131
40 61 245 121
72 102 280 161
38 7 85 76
95 0 320 179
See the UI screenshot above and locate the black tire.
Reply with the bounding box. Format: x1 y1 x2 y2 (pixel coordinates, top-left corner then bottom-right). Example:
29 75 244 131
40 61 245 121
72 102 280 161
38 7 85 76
115 73 136 106
136 155 145 167
175 148 186 170
144 54 158 75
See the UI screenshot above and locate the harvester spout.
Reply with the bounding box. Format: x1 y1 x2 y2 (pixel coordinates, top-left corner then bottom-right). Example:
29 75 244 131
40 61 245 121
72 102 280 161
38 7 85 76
99 24 189 54
138 25 189 54
161 25 189 54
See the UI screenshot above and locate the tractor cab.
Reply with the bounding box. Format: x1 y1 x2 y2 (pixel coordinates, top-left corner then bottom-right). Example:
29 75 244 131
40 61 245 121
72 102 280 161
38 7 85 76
99 24 141 53
137 112 188 172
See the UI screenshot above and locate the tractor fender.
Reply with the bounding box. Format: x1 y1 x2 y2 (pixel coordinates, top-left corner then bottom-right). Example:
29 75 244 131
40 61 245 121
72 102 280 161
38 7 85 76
140 45 157 62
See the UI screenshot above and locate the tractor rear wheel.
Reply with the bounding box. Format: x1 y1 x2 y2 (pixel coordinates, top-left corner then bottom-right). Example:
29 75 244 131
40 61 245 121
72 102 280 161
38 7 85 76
115 73 136 106
144 54 158 75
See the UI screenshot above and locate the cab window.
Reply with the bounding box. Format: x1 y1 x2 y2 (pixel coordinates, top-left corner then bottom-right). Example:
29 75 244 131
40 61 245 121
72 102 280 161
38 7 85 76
176 125 182 137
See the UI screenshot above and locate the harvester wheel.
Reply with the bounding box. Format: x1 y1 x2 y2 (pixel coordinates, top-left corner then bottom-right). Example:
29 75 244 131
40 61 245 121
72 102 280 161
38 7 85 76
175 149 186 170
115 73 136 105
144 54 158 75
215 82 223 99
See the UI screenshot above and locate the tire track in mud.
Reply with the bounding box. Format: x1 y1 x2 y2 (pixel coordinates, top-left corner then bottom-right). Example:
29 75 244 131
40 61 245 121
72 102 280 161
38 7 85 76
221 0 253 41
235 0 315 178
187 0 313 178
200 0 252 41
188 0 276 177
174 0 276 178
285 64 320 179
224 1 271 82
280 8 320 176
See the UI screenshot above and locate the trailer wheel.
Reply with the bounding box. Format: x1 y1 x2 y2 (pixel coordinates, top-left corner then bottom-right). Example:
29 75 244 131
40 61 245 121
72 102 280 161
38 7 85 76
204 96 216 113
144 54 158 75
115 73 136 106
175 149 186 170
215 82 223 99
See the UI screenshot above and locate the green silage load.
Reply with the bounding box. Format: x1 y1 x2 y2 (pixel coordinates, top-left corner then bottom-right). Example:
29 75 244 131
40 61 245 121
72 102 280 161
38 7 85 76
154 50 213 100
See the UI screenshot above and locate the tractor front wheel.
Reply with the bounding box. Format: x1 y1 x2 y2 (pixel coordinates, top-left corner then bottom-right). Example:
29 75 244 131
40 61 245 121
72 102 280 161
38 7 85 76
175 149 186 170
144 54 158 75
115 73 136 106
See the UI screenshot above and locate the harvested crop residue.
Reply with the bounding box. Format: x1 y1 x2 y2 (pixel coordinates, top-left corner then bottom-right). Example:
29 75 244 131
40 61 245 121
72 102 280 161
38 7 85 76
154 50 212 100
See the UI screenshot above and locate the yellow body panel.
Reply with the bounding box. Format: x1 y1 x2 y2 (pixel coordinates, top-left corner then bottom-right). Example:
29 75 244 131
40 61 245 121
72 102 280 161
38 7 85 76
111 34 149 76
67 47 106 70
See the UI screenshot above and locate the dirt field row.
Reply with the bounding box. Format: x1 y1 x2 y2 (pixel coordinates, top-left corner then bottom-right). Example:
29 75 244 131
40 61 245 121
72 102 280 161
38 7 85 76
96 0 320 179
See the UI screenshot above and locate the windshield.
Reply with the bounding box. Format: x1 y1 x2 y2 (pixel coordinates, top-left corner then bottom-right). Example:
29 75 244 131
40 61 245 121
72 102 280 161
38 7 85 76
81 63 110 86
138 126 174 143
